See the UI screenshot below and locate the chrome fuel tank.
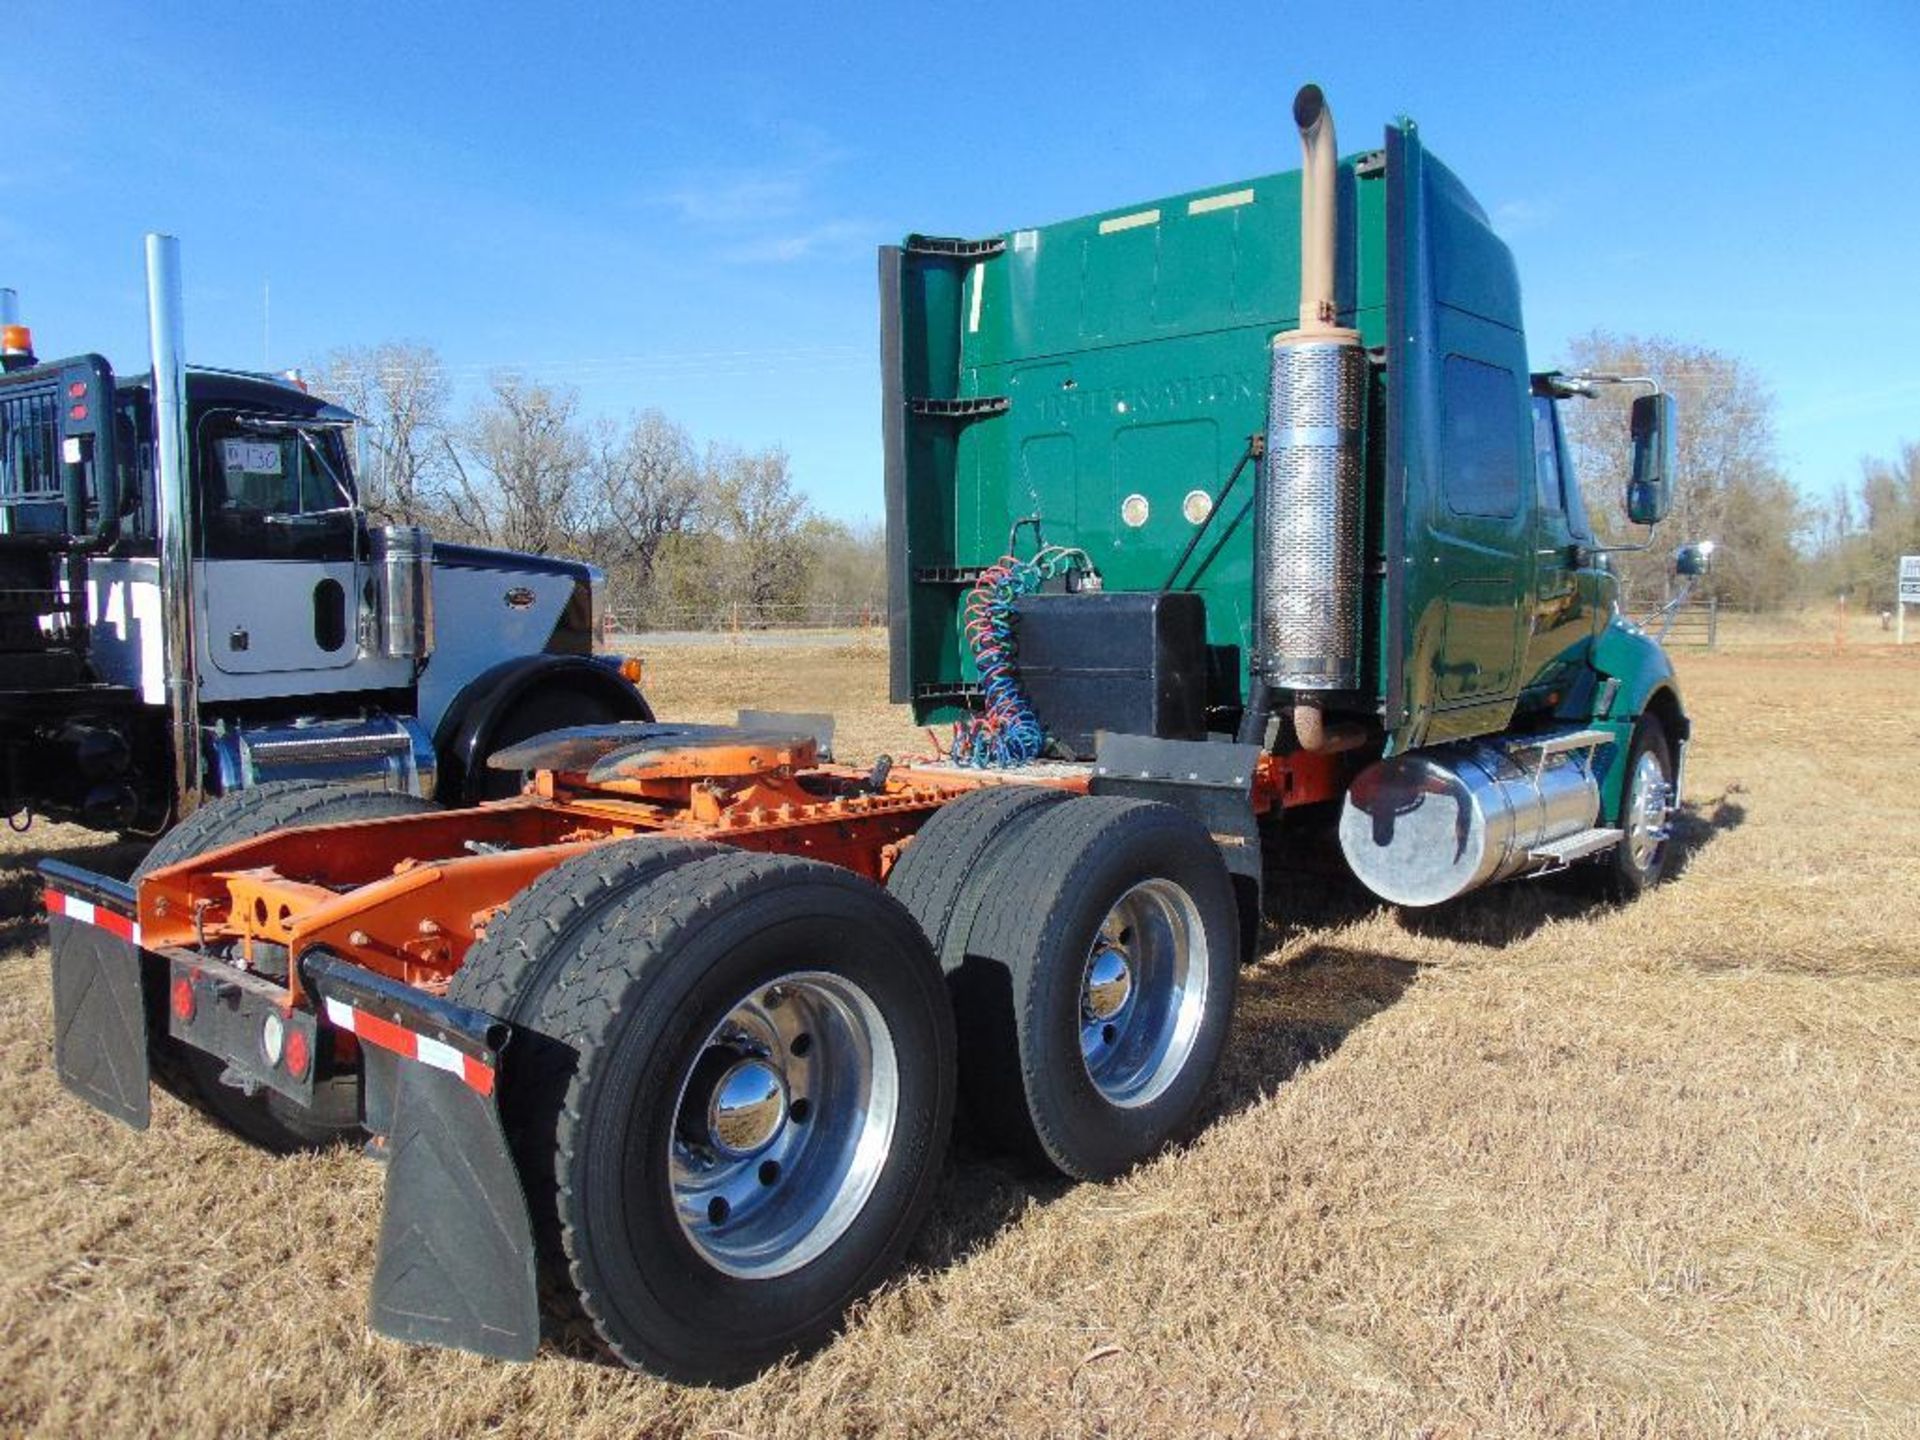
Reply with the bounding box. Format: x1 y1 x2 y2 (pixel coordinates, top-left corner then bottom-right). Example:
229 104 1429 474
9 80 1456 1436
1338 738 1601 906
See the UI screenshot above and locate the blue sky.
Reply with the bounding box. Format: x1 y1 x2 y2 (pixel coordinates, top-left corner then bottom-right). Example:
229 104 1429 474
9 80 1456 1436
8 2 1916 523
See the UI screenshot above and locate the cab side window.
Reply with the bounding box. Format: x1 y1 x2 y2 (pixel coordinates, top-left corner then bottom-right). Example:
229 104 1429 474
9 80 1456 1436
1442 355 1522 518
1530 396 1564 516
1529 395 1595 543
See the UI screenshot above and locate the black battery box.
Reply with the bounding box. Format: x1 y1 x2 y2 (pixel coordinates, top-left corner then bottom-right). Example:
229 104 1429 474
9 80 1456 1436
1010 591 1208 759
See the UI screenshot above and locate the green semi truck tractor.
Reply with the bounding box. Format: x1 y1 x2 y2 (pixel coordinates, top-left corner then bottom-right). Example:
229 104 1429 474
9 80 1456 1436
32 84 1713 1382
883 84 1704 909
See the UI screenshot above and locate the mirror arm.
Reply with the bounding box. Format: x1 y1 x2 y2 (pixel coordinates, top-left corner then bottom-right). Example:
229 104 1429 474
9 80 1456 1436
1583 518 1663 558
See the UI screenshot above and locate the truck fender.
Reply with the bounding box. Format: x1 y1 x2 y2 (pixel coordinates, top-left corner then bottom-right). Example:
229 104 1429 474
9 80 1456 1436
434 654 652 805
1589 620 1690 816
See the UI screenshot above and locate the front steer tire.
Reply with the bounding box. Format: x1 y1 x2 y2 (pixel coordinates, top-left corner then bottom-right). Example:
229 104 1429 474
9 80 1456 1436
1599 713 1676 900
494 849 957 1383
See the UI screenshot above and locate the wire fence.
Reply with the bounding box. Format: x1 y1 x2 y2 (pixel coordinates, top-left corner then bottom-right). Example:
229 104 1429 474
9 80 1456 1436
607 602 888 637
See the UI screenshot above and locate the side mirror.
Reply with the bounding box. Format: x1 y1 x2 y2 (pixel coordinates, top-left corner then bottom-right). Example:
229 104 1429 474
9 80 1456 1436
1673 540 1714 577
1627 392 1675 526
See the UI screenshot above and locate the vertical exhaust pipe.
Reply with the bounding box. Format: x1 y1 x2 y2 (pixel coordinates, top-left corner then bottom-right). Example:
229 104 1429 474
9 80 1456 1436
1293 85 1340 332
0 288 18 327
1248 83 1367 753
145 234 203 817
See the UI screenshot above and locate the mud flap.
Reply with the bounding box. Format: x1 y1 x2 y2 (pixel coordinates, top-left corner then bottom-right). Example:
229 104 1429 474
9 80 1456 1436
43 866 151 1129
1092 732 1265 964
304 953 539 1363
371 1061 538 1361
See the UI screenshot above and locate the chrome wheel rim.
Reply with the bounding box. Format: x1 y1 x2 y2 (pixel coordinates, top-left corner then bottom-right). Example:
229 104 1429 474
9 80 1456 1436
1625 749 1672 873
1079 878 1209 1108
669 971 898 1278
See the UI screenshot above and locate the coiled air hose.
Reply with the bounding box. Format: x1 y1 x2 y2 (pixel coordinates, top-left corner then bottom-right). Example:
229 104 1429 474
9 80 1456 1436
950 545 1093 768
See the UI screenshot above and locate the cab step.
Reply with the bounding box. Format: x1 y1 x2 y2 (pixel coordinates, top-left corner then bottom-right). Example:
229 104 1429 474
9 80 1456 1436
1528 826 1623 872
1505 727 1613 760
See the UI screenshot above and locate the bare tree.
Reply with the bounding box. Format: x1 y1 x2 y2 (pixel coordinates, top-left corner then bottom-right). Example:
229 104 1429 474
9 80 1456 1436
1810 441 1920 608
310 341 451 525
1558 332 1803 610
801 516 885 621
580 410 705 619
708 447 810 620
443 373 589 554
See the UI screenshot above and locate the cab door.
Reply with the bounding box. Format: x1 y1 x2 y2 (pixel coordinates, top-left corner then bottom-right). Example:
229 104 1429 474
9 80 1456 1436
194 412 363 675
1428 340 1531 720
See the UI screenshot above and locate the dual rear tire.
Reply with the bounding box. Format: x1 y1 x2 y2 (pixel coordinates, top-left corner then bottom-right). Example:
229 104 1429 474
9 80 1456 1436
457 788 1239 1381
452 843 956 1383
152 781 1239 1380
887 787 1242 1181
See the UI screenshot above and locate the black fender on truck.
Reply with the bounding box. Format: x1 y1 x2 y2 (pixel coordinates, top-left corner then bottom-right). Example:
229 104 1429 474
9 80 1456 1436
434 654 653 805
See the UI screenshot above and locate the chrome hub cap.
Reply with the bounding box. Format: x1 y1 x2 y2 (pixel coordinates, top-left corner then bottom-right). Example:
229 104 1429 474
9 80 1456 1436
1079 879 1209 1109
669 971 898 1278
1625 750 1672 872
1082 946 1134 1023
707 1058 788 1157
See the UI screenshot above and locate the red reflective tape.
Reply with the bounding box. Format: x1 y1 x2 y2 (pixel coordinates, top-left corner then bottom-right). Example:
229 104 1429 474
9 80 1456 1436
461 1053 496 1097
95 908 139 943
44 889 141 945
320 995 495 1096
346 1006 419 1064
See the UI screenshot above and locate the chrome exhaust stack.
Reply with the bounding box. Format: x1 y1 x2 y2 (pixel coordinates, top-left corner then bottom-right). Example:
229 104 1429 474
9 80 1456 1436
1248 84 1367 752
145 234 203 817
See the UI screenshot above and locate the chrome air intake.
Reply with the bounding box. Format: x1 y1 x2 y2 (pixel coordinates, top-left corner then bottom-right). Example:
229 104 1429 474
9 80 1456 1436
1253 335 1366 690
372 524 435 661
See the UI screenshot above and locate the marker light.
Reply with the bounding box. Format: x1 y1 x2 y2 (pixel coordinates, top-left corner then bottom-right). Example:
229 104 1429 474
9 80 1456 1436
1 324 30 355
170 975 196 1023
261 1012 286 1068
620 657 645 686
283 1027 311 1081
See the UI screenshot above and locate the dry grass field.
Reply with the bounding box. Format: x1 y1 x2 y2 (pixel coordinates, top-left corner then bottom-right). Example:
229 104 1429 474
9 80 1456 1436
3 629 1917 1438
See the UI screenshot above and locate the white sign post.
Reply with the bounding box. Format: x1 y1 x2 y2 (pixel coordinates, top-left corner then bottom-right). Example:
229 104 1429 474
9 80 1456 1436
1899 555 1920 645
